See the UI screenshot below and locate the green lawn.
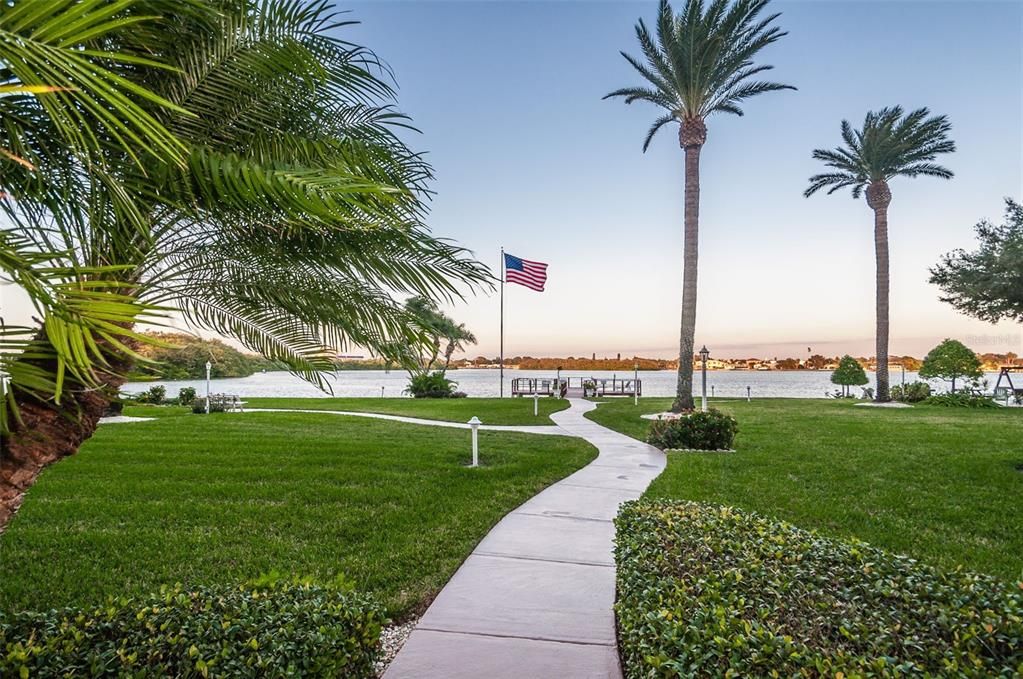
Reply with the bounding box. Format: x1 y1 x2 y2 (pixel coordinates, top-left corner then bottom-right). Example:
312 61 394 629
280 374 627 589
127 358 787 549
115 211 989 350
587 398 1023 582
0 406 594 617
244 396 569 425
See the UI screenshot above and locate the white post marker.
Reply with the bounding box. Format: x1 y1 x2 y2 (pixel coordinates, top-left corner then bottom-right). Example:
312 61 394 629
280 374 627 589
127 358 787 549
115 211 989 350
533 392 539 417
205 360 212 414
468 416 481 467
699 346 710 412
634 363 639 406
746 385 751 402
381 386 385 398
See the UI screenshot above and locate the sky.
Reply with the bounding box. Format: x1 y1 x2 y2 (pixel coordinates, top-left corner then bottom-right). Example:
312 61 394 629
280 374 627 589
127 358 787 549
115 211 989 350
2 0 1021 360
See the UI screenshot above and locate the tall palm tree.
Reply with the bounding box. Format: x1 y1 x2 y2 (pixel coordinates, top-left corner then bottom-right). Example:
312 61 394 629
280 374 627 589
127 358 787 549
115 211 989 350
0 0 490 529
805 107 954 401
605 0 793 411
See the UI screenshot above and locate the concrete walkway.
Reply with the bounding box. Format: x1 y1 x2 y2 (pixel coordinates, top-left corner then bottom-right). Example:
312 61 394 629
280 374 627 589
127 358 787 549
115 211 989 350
241 408 571 436
384 399 665 678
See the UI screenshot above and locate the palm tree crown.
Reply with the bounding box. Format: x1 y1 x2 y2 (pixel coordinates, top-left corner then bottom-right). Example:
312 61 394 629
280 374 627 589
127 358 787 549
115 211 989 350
805 107 955 199
604 0 794 150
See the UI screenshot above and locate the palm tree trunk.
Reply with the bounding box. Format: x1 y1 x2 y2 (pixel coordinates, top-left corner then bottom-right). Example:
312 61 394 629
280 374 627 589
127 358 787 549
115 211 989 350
442 339 455 373
673 120 706 412
867 181 892 402
1 348 130 531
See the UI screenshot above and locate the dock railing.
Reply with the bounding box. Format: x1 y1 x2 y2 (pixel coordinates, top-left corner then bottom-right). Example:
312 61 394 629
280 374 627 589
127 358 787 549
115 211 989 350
511 376 641 398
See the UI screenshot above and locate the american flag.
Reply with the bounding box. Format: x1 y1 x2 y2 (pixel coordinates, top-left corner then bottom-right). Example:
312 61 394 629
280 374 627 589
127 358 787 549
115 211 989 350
504 253 548 292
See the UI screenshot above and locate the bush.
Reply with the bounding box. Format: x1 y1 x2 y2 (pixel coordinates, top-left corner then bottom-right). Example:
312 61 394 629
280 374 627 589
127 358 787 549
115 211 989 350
646 409 737 451
405 371 457 398
103 399 125 417
0 581 385 678
890 380 932 403
192 397 225 414
924 392 998 408
615 500 1023 678
178 386 197 406
134 385 167 405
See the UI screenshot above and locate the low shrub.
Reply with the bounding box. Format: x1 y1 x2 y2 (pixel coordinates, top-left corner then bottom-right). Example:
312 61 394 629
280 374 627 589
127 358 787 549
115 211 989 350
890 380 932 403
615 500 1023 678
405 371 457 398
924 392 998 408
0 581 385 678
178 386 197 406
192 397 226 414
134 385 167 405
103 399 125 417
646 409 737 451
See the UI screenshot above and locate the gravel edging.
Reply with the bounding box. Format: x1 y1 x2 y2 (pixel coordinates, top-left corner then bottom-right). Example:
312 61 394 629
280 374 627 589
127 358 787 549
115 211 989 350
375 617 420 677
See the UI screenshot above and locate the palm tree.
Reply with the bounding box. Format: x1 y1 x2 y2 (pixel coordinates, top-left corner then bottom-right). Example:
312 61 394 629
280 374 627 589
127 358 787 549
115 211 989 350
805 107 954 401
442 324 477 372
605 0 793 412
0 0 490 529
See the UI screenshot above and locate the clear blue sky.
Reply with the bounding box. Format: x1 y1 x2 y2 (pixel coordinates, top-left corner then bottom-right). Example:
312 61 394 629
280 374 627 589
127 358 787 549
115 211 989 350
338 0 1022 359
2 0 1019 360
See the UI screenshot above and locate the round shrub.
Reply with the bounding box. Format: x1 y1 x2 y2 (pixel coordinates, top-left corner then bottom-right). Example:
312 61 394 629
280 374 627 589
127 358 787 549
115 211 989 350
646 409 738 451
890 380 932 403
0 581 385 678
178 386 197 406
103 399 125 417
615 500 1023 678
405 372 457 398
192 397 225 414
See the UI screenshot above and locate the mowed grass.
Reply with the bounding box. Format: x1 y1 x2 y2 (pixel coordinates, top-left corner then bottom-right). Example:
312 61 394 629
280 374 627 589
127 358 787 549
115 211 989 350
245 396 569 425
587 398 1023 582
0 407 595 617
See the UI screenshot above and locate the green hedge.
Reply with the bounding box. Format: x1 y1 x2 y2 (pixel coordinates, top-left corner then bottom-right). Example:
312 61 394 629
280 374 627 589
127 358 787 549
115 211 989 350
615 501 1023 677
646 410 738 451
1 581 384 678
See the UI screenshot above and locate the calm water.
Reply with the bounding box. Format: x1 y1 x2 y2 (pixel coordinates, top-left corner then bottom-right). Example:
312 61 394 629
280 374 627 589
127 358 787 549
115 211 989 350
122 368 1003 400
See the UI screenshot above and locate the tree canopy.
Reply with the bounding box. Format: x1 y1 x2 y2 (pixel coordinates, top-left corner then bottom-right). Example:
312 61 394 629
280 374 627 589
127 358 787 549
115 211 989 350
805 107 955 199
930 199 1023 324
919 339 982 393
604 0 794 151
1 0 491 430
830 355 868 396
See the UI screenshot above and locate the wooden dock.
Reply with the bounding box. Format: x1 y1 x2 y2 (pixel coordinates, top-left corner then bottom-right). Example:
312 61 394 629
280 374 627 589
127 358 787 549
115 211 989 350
511 376 641 398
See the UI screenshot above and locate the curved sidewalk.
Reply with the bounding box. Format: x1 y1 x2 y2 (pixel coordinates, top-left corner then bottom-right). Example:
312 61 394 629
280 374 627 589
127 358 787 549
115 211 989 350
241 408 571 436
384 399 665 678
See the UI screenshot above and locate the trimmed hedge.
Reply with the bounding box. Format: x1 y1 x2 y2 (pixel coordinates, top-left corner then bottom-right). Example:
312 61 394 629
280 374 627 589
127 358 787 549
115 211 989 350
615 500 1023 678
647 410 738 452
0 581 385 678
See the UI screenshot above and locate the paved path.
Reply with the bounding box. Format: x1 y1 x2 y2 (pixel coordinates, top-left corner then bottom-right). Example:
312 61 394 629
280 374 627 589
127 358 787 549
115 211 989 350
384 399 665 678
241 408 571 436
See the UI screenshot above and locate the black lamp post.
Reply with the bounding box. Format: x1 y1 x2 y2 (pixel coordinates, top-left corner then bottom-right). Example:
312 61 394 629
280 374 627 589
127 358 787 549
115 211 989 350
699 346 710 412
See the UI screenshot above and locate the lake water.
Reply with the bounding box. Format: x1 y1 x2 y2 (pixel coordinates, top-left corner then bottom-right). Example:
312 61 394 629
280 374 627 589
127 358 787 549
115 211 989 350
122 368 1004 400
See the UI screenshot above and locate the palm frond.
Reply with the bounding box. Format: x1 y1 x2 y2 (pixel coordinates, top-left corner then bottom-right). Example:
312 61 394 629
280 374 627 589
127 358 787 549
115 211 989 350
806 106 955 199
606 0 792 149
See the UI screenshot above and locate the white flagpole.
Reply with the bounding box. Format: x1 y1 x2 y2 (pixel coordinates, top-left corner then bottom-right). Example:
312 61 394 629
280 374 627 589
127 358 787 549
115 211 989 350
499 247 505 398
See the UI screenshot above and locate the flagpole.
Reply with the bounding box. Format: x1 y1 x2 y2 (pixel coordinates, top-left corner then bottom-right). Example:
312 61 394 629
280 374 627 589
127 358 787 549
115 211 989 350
499 247 505 398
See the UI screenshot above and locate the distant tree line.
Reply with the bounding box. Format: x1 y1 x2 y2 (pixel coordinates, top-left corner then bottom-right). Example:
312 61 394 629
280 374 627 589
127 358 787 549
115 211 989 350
128 333 282 381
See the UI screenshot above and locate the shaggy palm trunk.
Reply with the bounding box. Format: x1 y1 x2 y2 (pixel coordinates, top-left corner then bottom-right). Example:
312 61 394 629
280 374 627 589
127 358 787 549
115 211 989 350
867 181 892 402
0 344 130 531
673 119 707 412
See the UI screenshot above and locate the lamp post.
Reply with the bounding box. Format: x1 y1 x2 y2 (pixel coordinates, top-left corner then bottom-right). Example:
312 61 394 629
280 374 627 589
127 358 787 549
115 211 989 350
699 346 710 412
467 416 481 467
204 361 212 414
533 392 539 417
634 362 639 406
901 362 906 390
